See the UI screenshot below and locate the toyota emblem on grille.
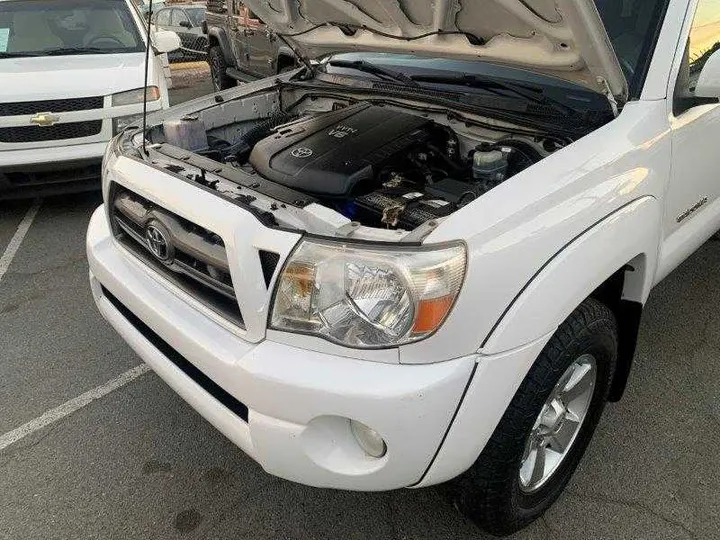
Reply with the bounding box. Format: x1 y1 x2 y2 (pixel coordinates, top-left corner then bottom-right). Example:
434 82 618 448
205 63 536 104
290 147 313 158
145 224 172 262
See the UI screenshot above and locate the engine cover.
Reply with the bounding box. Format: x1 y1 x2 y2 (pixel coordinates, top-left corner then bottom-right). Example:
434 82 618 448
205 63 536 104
248 103 430 196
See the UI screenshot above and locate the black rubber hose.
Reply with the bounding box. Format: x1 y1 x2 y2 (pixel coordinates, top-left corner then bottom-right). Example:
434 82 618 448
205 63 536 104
235 110 298 163
426 143 469 175
242 111 297 146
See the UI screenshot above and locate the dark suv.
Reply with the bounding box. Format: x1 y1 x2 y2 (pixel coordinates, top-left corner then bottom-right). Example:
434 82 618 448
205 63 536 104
204 0 297 90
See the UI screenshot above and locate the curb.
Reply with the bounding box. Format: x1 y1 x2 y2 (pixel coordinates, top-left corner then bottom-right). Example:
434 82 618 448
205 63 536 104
170 61 208 71
171 62 211 89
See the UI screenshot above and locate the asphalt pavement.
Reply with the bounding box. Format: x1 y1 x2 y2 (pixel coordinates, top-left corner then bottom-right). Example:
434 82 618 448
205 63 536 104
0 82 718 540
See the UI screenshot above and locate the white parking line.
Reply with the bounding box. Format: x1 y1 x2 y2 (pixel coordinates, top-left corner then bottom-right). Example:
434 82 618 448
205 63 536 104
0 364 151 452
0 199 42 285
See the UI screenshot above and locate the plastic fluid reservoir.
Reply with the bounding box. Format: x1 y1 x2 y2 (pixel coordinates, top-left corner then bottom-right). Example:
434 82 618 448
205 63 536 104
163 115 208 151
473 146 508 186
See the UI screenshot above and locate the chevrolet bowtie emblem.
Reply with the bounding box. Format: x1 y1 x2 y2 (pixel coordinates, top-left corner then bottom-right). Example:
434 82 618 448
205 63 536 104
30 112 60 127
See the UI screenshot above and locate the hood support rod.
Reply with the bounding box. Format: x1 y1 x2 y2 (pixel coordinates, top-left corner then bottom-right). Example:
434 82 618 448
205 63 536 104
142 0 154 154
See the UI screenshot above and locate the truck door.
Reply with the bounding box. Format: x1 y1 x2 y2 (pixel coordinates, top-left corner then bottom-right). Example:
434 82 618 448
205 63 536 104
243 8 275 76
661 0 720 277
227 0 246 71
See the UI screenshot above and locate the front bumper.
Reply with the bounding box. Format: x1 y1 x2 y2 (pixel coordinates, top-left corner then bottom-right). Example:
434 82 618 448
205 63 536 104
87 206 478 490
0 147 103 199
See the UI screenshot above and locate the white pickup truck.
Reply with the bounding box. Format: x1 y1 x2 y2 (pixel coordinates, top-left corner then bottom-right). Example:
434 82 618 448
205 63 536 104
0 0 179 199
88 0 720 535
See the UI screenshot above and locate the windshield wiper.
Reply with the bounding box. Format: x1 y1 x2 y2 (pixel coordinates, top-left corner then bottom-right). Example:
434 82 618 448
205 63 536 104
409 73 576 117
327 59 420 87
0 51 42 58
42 47 126 56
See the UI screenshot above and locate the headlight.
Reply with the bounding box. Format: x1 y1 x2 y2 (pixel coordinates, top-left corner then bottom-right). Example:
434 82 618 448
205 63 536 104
270 238 466 349
111 86 160 107
112 114 143 135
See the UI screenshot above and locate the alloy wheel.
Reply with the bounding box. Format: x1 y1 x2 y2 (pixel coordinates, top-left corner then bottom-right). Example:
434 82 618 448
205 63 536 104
519 354 597 493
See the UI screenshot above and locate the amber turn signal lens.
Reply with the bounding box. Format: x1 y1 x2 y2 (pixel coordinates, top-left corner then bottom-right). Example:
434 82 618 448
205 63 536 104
412 295 454 334
284 261 315 297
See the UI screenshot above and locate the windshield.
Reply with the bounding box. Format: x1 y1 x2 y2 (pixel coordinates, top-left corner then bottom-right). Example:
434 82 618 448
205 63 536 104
186 7 205 27
595 0 667 92
0 0 143 57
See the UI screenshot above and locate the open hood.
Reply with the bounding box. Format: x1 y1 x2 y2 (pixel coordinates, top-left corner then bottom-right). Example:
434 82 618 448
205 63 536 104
245 0 627 106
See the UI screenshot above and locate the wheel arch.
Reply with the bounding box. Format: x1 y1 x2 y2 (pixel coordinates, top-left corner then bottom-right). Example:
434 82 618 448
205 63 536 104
207 27 235 65
482 197 662 394
415 198 662 488
276 51 296 72
588 255 647 401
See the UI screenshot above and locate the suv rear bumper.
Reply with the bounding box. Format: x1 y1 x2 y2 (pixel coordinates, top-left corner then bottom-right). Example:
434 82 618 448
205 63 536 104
87 205 478 490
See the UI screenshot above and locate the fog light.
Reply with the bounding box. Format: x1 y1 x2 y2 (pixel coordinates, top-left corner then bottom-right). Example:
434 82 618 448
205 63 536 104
350 420 387 458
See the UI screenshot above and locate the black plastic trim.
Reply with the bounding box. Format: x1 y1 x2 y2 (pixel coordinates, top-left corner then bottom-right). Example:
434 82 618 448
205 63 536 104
155 143 319 208
258 250 280 288
101 285 249 422
609 299 644 402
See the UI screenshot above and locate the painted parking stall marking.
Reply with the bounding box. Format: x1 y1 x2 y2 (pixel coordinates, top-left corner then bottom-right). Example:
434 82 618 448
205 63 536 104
0 199 42 285
0 364 151 451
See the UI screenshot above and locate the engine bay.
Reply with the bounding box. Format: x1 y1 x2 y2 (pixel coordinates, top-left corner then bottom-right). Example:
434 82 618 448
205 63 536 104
148 91 573 236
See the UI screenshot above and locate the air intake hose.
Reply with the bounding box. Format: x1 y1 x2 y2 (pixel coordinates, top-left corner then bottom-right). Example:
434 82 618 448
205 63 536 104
235 111 297 163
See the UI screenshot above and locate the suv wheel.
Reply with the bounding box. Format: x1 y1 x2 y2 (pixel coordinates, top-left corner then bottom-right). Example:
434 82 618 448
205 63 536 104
208 46 234 91
446 298 618 536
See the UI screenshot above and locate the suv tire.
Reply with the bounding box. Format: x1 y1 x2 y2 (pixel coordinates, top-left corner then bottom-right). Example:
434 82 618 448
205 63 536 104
208 46 235 91
445 298 618 536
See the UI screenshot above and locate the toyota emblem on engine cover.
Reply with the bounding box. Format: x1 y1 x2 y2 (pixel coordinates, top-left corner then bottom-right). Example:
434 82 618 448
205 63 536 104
291 147 313 158
145 223 172 262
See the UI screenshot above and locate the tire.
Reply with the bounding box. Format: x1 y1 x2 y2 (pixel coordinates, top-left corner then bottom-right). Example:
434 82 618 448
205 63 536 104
277 58 296 74
446 298 618 536
208 46 235 91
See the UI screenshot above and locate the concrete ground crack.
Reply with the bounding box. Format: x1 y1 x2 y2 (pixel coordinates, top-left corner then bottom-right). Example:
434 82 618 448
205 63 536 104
565 489 698 540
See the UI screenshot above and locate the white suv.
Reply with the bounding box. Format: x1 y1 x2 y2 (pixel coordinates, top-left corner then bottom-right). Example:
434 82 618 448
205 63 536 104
0 0 179 198
87 0 720 535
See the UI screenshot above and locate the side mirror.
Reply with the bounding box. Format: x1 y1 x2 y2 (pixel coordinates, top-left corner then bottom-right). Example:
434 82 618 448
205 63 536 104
179 20 192 29
201 20 208 34
694 49 720 98
153 30 181 53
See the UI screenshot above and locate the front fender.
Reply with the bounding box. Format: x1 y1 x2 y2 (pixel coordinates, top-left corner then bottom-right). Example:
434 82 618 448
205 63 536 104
483 196 661 354
208 27 235 66
415 197 662 487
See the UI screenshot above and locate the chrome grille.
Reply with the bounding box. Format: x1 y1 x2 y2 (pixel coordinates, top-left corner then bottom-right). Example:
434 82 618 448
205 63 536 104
109 185 244 327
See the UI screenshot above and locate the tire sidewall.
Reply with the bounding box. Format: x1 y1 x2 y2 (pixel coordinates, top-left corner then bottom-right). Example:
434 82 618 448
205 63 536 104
447 300 619 536
511 329 616 518
209 47 227 91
